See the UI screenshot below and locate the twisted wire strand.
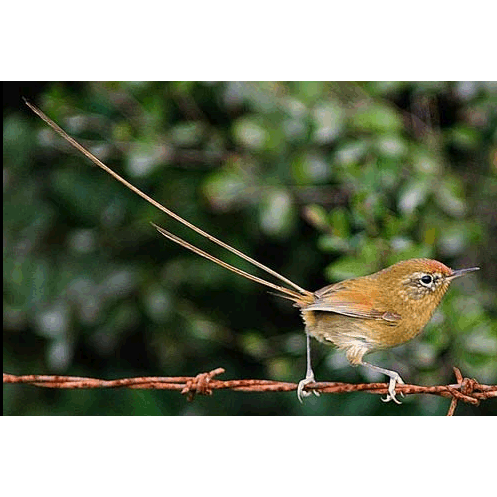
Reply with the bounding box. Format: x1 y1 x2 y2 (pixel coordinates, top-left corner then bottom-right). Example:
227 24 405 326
4 367 496 415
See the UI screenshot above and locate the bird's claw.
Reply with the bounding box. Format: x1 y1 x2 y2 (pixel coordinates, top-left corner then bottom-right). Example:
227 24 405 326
381 374 405 404
297 375 320 403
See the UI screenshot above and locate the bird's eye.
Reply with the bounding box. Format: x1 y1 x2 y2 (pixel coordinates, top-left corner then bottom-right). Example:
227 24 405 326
420 275 433 285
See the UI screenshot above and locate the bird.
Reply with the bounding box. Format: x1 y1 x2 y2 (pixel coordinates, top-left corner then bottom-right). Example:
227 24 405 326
24 99 480 404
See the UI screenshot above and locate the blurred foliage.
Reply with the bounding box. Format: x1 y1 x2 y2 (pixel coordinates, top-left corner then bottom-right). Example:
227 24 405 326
3 81 497 416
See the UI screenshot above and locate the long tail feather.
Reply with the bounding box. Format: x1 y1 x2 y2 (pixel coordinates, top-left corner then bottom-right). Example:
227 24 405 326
25 99 312 299
151 223 302 301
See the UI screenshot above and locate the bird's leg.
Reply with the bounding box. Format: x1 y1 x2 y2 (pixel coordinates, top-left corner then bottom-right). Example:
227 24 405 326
361 362 405 405
297 332 320 402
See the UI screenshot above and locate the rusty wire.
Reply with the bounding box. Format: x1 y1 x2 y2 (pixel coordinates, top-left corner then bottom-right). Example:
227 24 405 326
4 367 496 415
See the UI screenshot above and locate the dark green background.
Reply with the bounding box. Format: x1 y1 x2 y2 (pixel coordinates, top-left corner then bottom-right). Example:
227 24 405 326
3 81 496 415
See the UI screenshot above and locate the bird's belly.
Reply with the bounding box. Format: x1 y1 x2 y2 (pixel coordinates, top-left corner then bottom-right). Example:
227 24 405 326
300 309 422 364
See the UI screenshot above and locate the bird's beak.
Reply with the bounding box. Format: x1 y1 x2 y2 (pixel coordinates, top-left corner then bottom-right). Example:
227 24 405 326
446 266 480 281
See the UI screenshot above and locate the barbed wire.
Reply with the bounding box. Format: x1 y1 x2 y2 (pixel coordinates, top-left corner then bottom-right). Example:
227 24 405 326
4 367 496 415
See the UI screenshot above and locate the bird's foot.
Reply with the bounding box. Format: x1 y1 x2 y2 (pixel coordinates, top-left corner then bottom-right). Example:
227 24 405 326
297 374 320 403
381 373 405 405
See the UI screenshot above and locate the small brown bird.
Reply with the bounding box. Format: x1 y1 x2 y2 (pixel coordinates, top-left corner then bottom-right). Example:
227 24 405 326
294 258 479 403
25 100 480 404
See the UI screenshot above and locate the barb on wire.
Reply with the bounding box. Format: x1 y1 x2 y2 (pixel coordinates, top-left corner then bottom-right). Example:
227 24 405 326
4 367 496 415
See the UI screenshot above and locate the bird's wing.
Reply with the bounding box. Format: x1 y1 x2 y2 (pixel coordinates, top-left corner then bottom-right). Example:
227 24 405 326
305 282 401 322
